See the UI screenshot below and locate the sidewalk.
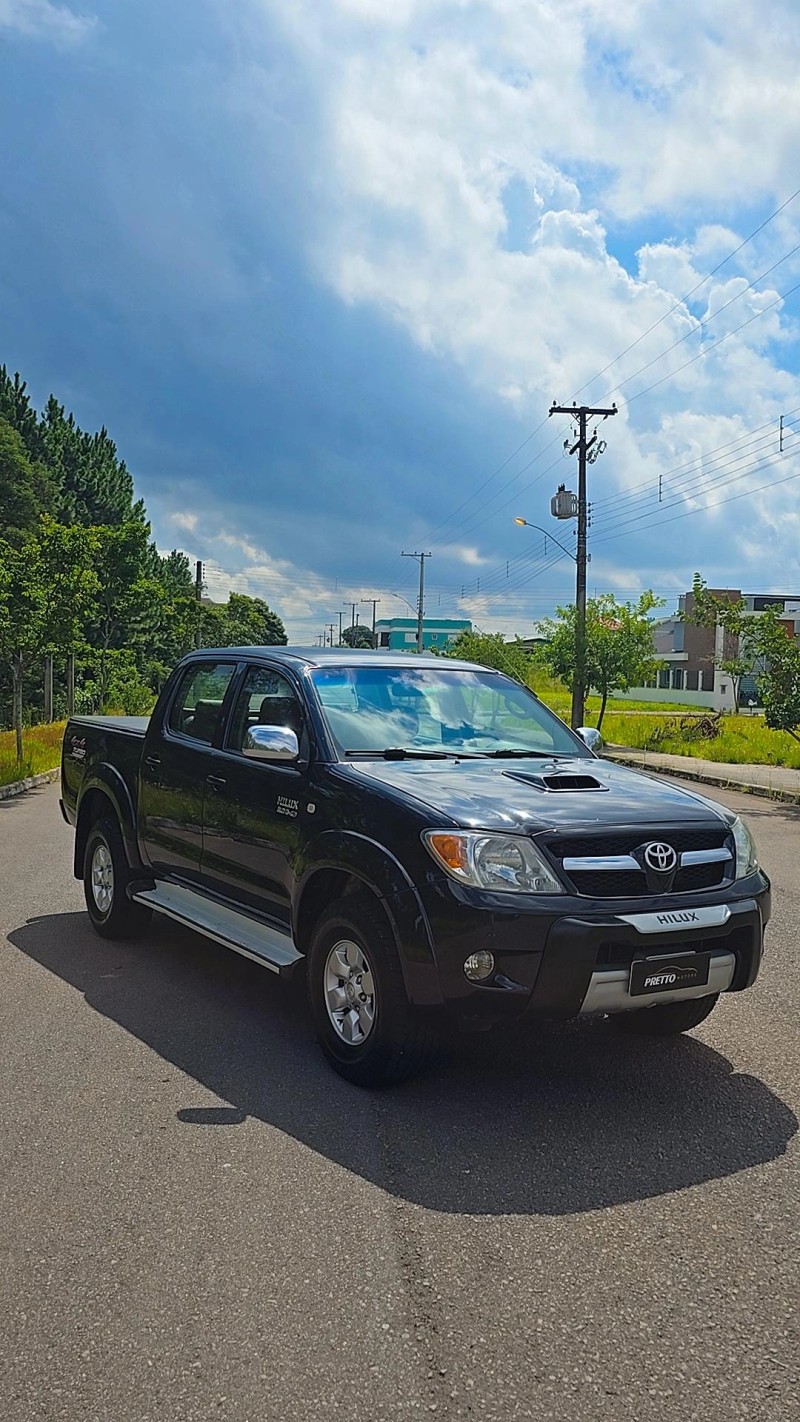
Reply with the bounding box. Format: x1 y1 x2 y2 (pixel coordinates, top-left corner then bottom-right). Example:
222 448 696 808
606 746 800 806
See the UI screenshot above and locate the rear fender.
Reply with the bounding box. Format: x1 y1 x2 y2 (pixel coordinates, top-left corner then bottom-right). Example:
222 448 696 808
74 766 142 879
295 831 443 1007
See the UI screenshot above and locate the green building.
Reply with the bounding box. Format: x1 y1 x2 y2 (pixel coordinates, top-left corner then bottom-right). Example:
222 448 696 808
373 617 471 651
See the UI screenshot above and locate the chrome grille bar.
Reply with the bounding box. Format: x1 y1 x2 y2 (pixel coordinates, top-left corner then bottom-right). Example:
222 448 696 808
680 848 732 866
562 854 640 871
561 847 732 872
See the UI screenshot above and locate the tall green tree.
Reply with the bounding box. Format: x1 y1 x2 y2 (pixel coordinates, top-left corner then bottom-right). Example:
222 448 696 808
39 397 145 528
157 549 195 599
341 623 375 649
540 592 664 731
0 367 43 461
0 419 45 537
83 521 163 708
0 518 99 758
0 364 291 730
444 629 534 683
209 593 287 647
748 607 800 742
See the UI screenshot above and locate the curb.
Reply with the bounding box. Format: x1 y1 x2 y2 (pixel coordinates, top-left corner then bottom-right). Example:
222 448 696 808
606 752 800 807
0 767 60 802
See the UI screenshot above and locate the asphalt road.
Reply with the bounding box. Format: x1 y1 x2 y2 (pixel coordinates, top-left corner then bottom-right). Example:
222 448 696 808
1 782 798 1422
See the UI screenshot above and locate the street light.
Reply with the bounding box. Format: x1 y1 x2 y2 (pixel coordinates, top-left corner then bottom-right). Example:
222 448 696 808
513 517 577 564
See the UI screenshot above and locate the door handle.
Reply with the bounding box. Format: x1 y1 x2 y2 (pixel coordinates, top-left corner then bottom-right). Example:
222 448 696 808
206 774 227 790
144 754 161 769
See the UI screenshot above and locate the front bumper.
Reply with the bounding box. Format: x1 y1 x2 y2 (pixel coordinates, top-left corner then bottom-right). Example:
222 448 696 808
527 895 764 1019
422 876 769 1024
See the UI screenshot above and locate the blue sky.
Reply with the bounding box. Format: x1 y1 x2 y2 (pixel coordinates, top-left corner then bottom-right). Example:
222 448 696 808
2 0 800 640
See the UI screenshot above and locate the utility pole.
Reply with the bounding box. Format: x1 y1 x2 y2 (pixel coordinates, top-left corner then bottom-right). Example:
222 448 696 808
43 655 53 723
194 560 204 649
402 551 432 653
548 403 617 729
66 653 75 717
327 623 336 647
361 598 381 648
340 602 357 645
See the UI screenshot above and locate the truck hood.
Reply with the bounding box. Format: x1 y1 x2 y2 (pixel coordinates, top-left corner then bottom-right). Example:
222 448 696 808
342 755 731 833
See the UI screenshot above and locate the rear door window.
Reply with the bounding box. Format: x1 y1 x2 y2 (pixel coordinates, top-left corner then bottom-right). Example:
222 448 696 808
168 662 237 744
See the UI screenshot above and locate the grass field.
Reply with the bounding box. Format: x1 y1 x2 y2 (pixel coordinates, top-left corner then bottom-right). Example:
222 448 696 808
598 712 800 768
0 722 66 789
529 671 800 767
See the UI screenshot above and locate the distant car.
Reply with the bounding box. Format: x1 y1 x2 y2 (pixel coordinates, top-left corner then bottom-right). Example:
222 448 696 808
61 647 770 1086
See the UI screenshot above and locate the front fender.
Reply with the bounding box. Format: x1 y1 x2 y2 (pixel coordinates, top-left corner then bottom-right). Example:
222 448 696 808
296 830 443 1006
75 765 142 877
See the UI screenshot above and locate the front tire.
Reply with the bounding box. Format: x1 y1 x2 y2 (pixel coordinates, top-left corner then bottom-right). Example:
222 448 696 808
613 993 719 1036
308 894 437 1087
83 818 151 940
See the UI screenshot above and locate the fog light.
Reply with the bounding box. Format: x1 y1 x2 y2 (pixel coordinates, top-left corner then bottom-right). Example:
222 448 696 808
464 950 495 982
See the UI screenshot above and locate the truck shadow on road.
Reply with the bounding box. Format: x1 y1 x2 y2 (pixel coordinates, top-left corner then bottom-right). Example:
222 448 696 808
10 911 797 1218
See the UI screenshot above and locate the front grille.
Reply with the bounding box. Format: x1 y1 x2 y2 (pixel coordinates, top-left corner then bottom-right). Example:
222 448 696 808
596 924 752 972
545 825 734 898
570 870 645 897
677 862 725 892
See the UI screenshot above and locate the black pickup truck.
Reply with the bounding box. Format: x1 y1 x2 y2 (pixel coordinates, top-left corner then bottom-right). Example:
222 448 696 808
61 647 770 1086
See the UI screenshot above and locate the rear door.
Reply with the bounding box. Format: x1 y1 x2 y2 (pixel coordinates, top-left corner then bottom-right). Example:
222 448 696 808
200 663 310 924
138 659 239 881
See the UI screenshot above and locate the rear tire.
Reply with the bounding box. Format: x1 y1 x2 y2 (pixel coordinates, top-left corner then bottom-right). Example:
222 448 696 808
83 818 151 940
308 894 438 1087
613 993 719 1036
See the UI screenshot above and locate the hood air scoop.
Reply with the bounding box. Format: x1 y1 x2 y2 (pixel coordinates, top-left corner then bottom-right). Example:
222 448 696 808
504 769 607 793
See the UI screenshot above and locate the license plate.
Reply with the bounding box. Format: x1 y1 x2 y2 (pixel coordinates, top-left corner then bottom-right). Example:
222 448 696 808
629 952 711 997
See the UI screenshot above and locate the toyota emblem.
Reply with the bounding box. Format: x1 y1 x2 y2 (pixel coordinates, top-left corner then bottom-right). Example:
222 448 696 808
643 841 678 873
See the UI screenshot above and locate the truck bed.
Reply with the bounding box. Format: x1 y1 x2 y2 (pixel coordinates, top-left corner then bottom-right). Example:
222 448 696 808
61 714 150 824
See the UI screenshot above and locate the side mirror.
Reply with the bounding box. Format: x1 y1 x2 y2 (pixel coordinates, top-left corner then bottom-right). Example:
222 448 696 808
576 726 604 755
243 725 300 762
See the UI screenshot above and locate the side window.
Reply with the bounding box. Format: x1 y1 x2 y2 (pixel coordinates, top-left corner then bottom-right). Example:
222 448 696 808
227 666 305 754
168 662 237 744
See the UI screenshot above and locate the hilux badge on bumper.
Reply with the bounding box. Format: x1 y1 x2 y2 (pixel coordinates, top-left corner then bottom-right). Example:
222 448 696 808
616 904 732 934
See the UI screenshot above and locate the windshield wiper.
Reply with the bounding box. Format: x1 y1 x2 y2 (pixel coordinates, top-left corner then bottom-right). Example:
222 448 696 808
345 747 478 760
476 748 574 759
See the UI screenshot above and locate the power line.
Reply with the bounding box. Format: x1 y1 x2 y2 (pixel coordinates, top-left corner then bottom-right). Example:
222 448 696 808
432 415 799 607
591 453 800 550
590 413 800 516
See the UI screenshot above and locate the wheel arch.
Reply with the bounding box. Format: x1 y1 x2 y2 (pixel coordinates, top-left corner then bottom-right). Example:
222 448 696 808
294 832 443 1007
74 768 140 879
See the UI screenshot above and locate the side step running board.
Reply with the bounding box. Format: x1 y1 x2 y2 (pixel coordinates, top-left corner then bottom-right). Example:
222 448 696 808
131 881 303 978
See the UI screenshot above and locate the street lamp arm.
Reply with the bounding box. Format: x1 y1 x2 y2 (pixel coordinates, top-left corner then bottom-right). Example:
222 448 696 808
389 590 420 615
513 518 577 563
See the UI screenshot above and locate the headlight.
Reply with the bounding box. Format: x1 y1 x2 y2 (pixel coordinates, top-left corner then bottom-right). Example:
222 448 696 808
730 815 758 879
423 830 564 894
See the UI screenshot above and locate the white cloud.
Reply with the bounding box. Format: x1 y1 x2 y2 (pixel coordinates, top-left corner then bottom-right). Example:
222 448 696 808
245 0 800 607
169 511 198 534
0 0 95 44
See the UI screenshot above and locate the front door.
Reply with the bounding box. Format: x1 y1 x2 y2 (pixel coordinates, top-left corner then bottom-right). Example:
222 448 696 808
201 664 310 925
139 658 239 880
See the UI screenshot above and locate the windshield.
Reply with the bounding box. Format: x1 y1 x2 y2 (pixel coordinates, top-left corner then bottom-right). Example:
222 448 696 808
310 664 589 758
